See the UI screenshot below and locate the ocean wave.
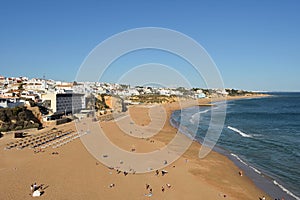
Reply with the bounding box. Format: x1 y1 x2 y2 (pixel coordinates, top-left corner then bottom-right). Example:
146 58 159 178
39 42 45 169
251 134 263 137
230 153 248 166
249 165 262 174
189 109 210 124
273 180 300 200
231 153 262 175
227 126 253 138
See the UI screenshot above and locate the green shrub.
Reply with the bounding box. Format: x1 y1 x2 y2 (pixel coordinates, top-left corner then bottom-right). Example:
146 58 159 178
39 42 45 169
0 107 41 131
9 124 16 130
0 127 8 132
15 126 23 130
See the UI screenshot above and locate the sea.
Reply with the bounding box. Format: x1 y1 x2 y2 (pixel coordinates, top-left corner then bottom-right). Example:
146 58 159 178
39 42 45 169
170 93 300 200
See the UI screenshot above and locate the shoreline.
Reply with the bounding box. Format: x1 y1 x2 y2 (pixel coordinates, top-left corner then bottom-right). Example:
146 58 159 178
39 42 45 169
148 94 273 199
167 94 296 200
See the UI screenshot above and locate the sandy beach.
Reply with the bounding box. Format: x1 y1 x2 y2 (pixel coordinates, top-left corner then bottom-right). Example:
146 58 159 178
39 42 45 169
0 95 272 200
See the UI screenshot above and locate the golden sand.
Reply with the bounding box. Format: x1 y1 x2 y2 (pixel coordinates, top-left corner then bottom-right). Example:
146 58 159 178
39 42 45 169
0 95 271 200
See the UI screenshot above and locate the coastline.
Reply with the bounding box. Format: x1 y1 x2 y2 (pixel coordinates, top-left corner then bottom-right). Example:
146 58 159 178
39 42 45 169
149 94 274 199
0 94 272 200
168 94 296 200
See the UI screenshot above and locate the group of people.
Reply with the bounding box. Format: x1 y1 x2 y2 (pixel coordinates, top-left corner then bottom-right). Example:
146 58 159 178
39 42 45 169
145 183 172 196
161 183 171 192
145 184 153 196
30 182 43 197
161 183 172 192
115 169 132 176
155 169 168 176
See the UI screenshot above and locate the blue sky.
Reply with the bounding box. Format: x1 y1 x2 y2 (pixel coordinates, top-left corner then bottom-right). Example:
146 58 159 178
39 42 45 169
0 0 299 91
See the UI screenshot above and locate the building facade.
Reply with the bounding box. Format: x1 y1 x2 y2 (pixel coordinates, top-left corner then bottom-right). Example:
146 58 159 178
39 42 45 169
41 93 85 114
0 97 25 108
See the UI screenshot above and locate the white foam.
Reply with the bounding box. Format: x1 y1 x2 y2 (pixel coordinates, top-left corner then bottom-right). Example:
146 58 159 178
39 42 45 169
252 134 262 137
230 153 248 166
228 126 253 138
249 165 262 174
273 180 300 200
189 109 210 124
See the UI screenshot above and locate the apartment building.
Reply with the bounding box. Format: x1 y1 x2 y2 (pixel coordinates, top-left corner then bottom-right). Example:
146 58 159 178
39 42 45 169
41 93 85 114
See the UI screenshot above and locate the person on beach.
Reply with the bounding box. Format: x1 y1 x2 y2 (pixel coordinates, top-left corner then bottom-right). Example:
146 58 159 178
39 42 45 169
33 182 37 191
239 171 243 176
161 170 168 176
155 170 159 176
30 182 44 197
161 186 165 192
144 187 153 197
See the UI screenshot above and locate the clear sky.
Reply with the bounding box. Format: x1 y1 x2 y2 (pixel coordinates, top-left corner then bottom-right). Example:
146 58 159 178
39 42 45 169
0 0 299 91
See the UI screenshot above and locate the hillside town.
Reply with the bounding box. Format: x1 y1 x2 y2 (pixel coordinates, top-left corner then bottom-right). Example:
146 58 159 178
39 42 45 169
0 75 255 132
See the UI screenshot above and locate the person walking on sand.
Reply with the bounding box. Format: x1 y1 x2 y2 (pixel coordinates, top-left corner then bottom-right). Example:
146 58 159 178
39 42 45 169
30 184 34 193
239 171 243 176
33 182 37 191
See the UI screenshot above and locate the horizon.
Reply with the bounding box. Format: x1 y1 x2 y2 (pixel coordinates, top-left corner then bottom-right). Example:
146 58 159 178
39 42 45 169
0 1 299 92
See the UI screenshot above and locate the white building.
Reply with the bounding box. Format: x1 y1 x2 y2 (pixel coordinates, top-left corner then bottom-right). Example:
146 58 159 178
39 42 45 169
158 89 171 96
194 89 206 98
7 83 20 91
216 89 228 96
24 78 47 91
0 76 6 84
20 91 39 101
55 83 74 93
41 93 85 114
0 97 25 108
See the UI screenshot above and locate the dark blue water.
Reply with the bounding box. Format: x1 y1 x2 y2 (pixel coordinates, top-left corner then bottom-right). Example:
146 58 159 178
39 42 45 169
171 93 300 200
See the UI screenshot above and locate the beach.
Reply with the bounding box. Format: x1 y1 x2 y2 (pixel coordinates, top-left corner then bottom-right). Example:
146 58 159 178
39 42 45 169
0 95 272 200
